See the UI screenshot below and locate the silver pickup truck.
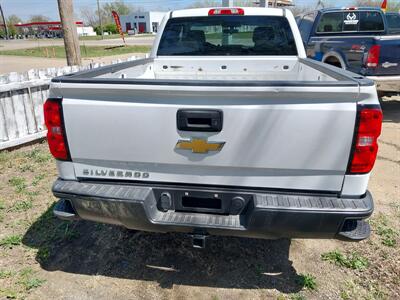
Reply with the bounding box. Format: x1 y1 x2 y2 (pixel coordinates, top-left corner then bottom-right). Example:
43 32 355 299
46 7 382 248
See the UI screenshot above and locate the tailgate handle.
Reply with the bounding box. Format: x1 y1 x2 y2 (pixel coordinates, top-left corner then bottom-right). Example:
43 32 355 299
177 109 223 132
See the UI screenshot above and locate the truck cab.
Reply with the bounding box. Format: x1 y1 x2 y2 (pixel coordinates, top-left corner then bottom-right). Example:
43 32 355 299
296 7 400 95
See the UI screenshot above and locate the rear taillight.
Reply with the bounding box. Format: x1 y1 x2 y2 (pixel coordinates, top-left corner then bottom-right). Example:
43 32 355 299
208 8 244 15
43 98 70 160
366 45 381 68
348 107 382 174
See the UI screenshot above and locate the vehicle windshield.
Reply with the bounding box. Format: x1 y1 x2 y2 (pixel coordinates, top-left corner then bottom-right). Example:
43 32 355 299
386 13 400 34
157 16 297 56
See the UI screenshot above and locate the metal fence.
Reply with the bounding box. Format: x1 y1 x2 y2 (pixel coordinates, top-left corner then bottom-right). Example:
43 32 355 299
0 57 135 150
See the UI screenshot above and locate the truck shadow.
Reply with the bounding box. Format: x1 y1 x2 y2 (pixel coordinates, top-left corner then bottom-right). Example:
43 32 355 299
22 204 304 293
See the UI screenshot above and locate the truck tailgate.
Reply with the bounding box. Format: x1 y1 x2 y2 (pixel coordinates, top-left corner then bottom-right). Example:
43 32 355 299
60 84 358 192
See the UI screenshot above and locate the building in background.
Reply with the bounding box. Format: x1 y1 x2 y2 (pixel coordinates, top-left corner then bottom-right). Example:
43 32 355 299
120 11 166 34
13 21 96 38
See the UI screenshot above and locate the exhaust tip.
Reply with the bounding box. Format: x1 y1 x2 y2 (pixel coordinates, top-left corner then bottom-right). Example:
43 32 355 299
53 199 80 221
191 234 207 249
337 219 370 241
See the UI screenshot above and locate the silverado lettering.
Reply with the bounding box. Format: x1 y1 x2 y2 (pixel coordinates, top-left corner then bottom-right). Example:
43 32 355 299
82 169 150 178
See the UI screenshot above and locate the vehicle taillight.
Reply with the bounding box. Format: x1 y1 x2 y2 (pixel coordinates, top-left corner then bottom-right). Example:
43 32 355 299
366 45 381 68
208 8 244 15
348 107 382 174
43 98 70 160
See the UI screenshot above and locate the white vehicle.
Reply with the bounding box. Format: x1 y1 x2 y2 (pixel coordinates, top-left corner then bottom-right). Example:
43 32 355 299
46 7 382 248
127 29 137 35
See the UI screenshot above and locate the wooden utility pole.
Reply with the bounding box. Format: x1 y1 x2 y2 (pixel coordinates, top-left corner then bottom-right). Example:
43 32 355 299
0 3 9 40
96 0 104 39
57 0 81 66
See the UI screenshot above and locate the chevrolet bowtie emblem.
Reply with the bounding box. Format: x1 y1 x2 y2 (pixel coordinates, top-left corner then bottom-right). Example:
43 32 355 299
176 138 225 154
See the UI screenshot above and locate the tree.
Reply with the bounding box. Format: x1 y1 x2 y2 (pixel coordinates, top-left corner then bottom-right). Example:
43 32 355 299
104 23 118 34
80 1 140 29
6 14 22 36
352 0 400 12
80 6 98 27
289 4 314 17
95 23 118 35
102 0 135 23
29 15 50 23
188 0 227 8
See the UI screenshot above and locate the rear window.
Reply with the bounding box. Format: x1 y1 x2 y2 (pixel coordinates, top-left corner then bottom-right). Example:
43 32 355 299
157 16 297 56
386 14 400 34
317 11 384 33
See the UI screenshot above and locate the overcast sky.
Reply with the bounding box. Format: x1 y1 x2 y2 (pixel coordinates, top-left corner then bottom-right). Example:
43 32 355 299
1 0 355 21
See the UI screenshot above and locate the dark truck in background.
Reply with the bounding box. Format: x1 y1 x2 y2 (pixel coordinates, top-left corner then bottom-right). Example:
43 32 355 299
296 7 400 96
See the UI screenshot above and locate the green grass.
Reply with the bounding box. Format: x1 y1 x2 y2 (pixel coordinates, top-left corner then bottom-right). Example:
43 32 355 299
370 214 398 247
0 150 10 163
18 268 46 291
18 163 35 172
32 174 45 186
0 45 151 58
321 250 369 271
254 264 263 276
0 270 14 279
289 294 307 300
13 200 33 212
25 148 52 163
340 279 387 300
20 277 46 291
37 246 50 263
8 177 27 194
297 273 317 291
0 235 23 248
0 289 17 299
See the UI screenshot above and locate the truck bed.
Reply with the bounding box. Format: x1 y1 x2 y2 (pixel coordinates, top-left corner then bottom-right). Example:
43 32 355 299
53 57 373 86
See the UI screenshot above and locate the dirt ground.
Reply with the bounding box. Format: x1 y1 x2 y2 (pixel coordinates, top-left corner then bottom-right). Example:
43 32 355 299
0 97 399 300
